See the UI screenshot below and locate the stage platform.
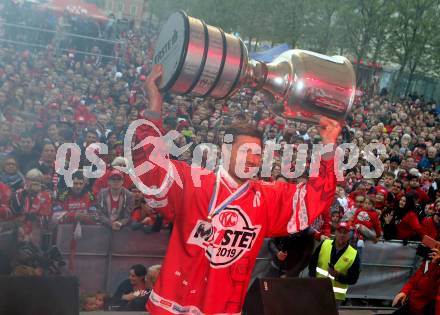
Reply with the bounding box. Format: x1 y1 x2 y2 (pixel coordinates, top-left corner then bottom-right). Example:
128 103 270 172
81 310 392 315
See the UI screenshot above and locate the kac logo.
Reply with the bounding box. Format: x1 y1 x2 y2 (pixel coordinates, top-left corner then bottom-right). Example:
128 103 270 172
187 206 261 268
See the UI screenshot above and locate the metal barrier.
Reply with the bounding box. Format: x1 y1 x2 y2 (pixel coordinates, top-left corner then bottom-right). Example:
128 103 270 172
56 224 168 294
11 224 417 300
346 240 420 300
251 239 420 301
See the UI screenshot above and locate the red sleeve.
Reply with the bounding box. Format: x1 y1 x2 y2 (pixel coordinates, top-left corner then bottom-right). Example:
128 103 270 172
39 191 52 217
418 189 430 203
133 115 192 222
437 281 440 315
402 263 424 294
92 171 109 196
407 212 424 238
421 218 436 239
264 158 336 237
0 184 11 218
372 211 382 237
62 198 76 223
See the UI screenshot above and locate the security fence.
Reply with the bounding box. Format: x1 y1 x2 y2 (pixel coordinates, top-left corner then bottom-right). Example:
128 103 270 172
0 222 422 300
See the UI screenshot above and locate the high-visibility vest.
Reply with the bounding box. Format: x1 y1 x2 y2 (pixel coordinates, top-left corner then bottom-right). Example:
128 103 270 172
316 239 357 301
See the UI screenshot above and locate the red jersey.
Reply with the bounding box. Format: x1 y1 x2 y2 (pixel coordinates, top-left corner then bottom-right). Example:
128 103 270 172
396 212 423 240
406 187 430 204
133 117 336 315
12 189 52 217
401 261 440 315
422 217 439 240
54 190 96 224
131 207 158 226
0 182 11 219
353 208 382 237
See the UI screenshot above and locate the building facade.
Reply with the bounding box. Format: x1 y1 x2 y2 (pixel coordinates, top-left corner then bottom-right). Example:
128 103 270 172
104 0 148 26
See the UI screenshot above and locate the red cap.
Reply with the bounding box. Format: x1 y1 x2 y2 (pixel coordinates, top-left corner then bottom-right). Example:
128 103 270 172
336 221 352 231
139 75 147 81
109 169 123 179
375 186 388 198
75 116 86 123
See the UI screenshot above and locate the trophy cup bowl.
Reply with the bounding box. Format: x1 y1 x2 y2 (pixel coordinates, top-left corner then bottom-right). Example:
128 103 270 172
153 11 356 124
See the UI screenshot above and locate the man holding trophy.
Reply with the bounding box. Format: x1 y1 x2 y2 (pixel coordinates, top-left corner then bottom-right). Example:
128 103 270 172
133 11 355 315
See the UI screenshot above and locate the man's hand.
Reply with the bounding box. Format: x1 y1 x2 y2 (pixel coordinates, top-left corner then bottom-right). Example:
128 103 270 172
328 264 339 279
276 251 287 261
384 213 393 225
392 292 408 307
320 235 330 241
429 248 440 264
319 116 342 145
142 217 153 225
122 293 137 301
112 221 122 231
145 64 164 114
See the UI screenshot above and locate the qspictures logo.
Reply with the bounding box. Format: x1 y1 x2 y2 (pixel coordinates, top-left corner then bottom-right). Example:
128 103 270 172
55 118 386 196
187 206 261 268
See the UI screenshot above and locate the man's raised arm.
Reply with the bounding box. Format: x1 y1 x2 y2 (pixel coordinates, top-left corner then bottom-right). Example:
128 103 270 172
143 64 164 123
265 117 341 237
130 64 183 221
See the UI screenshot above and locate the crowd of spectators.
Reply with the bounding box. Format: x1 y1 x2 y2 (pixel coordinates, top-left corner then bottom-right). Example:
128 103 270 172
0 2 439 311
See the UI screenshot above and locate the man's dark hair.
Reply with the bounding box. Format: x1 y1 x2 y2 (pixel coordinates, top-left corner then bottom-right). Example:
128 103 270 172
72 170 84 181
394 179 403 189
38 163 54 175
224 122 264 144
130 264 147 277
390 156 401 164
86 129 99 137
59 128 74 142
407 174 419 182
416 143 427 149
382 171 395 179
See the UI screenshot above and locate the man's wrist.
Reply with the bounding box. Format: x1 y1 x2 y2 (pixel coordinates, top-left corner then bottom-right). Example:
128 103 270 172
144 110 161 120
322 144 335 161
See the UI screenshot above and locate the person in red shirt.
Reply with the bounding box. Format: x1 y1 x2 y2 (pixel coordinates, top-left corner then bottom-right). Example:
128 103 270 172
130 198 163 233
136 65 341 315
0 181 11 220
11 168 52 218
348 181 368 201
111 264 149 311
92 157 133 196
407 175 430 205
353 196 382 241
422 211 440 240
375 186 388 212
383 194 424 241
392 248 440 315
53 171 97 224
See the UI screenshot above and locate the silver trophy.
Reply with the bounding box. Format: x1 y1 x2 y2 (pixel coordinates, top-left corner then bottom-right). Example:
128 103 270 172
153 11 356 123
